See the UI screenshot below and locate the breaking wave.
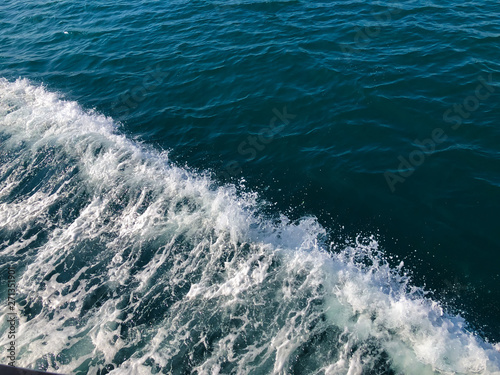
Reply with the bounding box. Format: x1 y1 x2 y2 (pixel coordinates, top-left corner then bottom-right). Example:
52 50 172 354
1 78 499 374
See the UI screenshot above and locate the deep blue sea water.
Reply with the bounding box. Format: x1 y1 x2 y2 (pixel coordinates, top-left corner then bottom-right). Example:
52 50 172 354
1 0 500 373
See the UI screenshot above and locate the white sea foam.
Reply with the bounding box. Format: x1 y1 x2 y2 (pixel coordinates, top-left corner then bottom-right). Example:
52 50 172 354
0 78 499 374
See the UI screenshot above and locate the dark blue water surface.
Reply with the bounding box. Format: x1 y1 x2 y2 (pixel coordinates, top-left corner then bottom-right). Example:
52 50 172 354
1 0 500 373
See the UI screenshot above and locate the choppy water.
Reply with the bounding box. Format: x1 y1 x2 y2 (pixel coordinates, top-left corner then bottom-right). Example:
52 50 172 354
1 0 500 374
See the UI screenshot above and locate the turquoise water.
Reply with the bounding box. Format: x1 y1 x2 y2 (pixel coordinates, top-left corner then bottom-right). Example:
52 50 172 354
1 0 500 373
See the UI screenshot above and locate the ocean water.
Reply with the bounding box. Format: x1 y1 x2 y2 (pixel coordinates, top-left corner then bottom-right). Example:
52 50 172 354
0 0 500 374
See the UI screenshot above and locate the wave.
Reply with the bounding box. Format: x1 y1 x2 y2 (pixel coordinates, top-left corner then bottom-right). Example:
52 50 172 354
0 78 499 374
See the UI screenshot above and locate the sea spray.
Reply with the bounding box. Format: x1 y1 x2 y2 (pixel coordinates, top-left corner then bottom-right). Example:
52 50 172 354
1 79 499 374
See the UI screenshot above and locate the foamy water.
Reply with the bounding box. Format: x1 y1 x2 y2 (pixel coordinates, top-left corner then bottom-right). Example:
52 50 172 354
1 78 499 374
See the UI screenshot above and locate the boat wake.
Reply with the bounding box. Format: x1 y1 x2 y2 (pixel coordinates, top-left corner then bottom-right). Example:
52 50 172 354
1 78 499 374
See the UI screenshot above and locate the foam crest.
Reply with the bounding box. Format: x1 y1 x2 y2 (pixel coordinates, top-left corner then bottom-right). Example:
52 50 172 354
0 78 499 374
